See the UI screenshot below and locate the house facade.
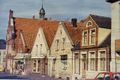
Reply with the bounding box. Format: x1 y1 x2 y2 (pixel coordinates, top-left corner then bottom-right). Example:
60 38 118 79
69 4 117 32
31 21 59 75
106 0 120 72
31 27 49 74
72 15 111 79
6 6 112 80
50 20 81 80
0 39 6 71
6 7 59 75
6 10 17 73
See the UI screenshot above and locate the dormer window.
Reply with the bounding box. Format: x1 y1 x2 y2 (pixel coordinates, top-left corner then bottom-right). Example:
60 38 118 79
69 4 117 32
90 28 96 45
82 30 88 46
86 21 93 27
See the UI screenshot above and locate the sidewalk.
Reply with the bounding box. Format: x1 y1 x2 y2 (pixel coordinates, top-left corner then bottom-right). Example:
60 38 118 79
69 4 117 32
20 73 64 80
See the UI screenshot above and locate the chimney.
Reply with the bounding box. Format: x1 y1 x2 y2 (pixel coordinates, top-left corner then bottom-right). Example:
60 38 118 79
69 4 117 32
71 18 77 27
9 9 13 18
9 9 14 25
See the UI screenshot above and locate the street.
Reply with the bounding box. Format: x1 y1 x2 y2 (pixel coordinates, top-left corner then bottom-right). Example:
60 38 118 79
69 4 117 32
0 72 63 80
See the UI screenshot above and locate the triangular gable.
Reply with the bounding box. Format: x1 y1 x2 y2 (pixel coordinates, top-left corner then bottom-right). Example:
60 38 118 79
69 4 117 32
15 30 26 53
50 22 73 51
82 15 98 28
31 27 49 58
51 21 82 51
82 14 111 29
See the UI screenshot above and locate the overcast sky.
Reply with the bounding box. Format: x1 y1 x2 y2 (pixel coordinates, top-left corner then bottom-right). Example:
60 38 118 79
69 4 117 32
0 0 111 39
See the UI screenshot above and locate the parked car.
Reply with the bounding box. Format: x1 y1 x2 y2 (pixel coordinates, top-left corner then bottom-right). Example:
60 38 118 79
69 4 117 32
94 72 120 80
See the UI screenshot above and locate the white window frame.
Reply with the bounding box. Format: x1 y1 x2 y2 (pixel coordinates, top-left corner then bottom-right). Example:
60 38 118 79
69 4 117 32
62 37 66 50
74 53 80 74
55 39 59 51
89 51 96 71
99 50 106 71
89 28 96 45
82 30 88 46
86 20 93 28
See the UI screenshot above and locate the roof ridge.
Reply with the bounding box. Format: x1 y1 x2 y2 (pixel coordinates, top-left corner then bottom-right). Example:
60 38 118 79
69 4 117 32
90 14 111 19
14 17 60 22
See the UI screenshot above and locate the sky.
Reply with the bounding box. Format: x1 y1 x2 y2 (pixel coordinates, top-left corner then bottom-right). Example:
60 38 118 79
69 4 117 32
0 0 111 39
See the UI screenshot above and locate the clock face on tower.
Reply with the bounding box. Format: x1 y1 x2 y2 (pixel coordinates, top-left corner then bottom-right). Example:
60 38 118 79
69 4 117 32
86 20 93 27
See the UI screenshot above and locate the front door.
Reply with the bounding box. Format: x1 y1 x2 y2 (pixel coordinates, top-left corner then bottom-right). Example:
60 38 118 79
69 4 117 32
42 56 48 75
82 54 87 78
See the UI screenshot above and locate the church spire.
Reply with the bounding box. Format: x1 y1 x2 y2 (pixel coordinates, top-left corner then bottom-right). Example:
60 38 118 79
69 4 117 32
39 0 45 19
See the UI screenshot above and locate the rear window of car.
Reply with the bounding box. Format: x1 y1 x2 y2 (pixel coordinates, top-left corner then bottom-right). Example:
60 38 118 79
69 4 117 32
96 73 104 80
112 73 120 80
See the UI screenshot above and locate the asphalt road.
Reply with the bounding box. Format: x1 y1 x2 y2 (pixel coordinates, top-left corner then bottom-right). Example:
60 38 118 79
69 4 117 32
0 72 64 80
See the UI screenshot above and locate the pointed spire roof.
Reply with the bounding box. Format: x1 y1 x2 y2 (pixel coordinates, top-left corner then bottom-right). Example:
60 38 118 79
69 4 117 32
39 0 45 19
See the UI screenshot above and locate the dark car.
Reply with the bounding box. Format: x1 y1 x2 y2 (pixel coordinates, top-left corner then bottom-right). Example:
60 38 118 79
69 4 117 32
94 72 120 80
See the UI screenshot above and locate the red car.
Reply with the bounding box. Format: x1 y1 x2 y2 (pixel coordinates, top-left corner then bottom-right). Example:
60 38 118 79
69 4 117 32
94 72 120 80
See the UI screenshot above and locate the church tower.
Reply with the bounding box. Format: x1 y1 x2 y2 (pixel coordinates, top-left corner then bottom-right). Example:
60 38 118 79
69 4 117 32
39 0 45 19
106 0 120 72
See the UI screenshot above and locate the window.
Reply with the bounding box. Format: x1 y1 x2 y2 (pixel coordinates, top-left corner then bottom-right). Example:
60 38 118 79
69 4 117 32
105 74 110 80
33 60 36 72
90 52 96 71
40 44 42 54
90 29 96 45
100 51 106 71
82 31 88 46
74 53 80 74
96 73 104 80
38 60 41 72
61 55 67 65
60 30 62 35
86 21 93 27
36 45 38 56
62 38 65 50
56 39 59 51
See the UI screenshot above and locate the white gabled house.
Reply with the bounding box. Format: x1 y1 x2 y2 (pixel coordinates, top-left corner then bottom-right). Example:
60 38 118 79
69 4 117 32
31 27 49 74
50 20 81 80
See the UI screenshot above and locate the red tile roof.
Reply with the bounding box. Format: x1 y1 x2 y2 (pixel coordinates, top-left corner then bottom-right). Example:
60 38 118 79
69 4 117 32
64 21 83 46
14 18 59 52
